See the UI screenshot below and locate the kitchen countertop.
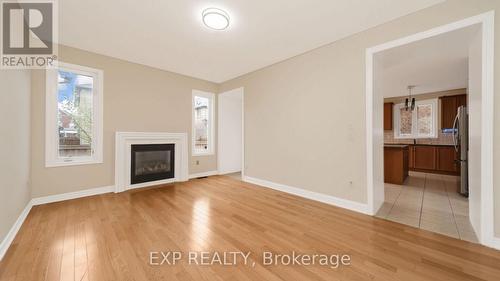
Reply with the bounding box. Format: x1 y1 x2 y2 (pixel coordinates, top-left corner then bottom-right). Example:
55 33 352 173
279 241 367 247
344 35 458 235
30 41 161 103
385 143 454 147
384 144 409 148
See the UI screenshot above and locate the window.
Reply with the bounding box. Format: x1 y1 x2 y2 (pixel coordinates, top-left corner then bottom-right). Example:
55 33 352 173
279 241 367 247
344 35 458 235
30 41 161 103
394 99 437 139
45 62 103 167
192 90 214 155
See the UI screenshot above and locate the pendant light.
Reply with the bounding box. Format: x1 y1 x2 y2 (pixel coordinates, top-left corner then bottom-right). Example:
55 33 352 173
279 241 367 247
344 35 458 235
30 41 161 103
405 85 416 111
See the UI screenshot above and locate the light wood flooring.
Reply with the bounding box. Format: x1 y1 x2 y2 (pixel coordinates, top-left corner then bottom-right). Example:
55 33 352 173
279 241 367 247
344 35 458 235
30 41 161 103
1 175 499 281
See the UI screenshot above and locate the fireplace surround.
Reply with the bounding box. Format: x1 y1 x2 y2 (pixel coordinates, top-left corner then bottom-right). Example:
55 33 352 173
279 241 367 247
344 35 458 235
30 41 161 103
115 132 189 192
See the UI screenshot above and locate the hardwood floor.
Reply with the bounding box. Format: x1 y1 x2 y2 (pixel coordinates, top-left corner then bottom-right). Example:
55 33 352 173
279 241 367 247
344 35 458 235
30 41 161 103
1 175 499 281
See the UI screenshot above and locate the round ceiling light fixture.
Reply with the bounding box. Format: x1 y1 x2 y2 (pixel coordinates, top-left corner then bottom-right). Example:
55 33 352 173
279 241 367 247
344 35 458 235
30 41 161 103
202 8 230 30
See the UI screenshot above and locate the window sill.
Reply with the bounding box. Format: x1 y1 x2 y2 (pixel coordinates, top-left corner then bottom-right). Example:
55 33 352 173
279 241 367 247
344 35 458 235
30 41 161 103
394 136 438 139
45 159 103 168
192 152 215 157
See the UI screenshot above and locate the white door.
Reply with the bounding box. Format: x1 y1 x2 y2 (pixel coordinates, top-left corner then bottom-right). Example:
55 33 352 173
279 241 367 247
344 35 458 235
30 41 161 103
218 88 243 175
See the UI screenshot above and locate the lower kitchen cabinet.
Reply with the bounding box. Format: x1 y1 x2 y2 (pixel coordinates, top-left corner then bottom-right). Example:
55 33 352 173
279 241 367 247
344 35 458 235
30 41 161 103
413 146 437 170
408 145 414 169
384 145 409 184
405 145 459 175
436 146 459 173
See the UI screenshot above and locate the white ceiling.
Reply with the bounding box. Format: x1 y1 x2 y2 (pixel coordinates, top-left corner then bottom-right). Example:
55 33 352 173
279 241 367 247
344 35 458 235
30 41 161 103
375 24 481 98
59 0 444 83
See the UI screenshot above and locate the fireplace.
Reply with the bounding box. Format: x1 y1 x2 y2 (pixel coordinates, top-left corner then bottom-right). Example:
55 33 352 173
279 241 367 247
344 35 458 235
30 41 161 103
130 144 175 184
115 132 188 192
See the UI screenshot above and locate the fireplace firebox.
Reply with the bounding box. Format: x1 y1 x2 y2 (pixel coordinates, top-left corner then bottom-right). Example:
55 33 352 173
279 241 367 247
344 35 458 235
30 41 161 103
130 144 175 184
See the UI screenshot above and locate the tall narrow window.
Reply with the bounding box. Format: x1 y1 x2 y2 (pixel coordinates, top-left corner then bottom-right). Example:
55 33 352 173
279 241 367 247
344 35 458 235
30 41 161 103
399 107 413 137
394 99 437 139
416 104 433 136
46 62 103 167
192 90 214 155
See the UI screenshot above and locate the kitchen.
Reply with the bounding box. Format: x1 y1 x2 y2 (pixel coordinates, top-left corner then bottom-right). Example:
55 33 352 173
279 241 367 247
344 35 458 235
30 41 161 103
378 88 476 242
383 89 465 189
369 21 488 243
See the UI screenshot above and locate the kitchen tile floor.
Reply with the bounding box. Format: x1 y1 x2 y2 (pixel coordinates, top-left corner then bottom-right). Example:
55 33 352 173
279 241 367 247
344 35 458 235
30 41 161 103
376 171 478 243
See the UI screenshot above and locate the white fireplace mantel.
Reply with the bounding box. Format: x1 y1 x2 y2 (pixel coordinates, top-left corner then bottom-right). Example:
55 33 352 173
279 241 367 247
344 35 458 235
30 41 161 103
114 132 189 193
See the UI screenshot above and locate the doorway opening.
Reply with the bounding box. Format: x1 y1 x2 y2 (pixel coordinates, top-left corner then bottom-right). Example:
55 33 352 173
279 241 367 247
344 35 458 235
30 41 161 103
218 87 244 179
366 12 495 248
381 88 474 241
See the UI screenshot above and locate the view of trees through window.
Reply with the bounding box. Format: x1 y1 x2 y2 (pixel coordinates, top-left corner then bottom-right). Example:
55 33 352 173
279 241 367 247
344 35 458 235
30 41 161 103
194 96 209 153
417 104 432 135
395 99 436 138
57 70 94 157
399 108 413 135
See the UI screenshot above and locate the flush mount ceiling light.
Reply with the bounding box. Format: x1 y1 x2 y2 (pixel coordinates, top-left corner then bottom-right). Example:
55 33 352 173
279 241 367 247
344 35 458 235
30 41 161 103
202 8 230 30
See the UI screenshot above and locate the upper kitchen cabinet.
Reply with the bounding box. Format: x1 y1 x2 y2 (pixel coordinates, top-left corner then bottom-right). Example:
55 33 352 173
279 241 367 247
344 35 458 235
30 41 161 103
440 94 466 129
456 94 467 108
384 102 393 130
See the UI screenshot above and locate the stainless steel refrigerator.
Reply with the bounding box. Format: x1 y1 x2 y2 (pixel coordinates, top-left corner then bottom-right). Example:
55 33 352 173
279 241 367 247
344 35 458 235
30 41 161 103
453 106 468 196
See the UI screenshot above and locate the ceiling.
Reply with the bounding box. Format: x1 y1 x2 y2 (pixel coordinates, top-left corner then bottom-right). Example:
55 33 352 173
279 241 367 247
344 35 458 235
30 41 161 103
375 24 481 98
59 0 444 83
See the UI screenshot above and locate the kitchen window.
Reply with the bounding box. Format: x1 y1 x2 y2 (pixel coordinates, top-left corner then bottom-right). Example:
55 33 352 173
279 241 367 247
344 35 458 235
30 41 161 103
394 99 437 139
192 90 214 156
45 62 103 167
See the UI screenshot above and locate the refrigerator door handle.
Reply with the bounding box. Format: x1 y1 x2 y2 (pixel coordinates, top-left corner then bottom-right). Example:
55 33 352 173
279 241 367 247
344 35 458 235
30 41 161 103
452 113 460 152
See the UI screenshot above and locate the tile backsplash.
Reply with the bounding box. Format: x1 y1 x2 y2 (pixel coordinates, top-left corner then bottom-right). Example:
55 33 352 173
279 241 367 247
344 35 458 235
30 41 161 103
384 131 454 145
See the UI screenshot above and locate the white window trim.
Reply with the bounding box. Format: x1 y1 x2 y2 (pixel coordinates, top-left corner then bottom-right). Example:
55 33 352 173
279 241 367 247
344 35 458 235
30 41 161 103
45 62 104 167
192 90 215 156
393 98 438 139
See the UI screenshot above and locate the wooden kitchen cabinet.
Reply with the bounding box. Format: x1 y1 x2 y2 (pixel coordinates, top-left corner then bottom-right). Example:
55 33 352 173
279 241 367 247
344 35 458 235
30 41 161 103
386 144 459 180
413 146 437 170
406 144 459 175
457 94 467 108
440 94 466 129
385 145 409 184
436 146 459 173
384 102 393 130
408 145 414 169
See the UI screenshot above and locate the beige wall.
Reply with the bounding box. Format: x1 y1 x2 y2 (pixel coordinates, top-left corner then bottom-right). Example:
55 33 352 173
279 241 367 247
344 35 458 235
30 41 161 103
31 45 218 198
220 0 500 236
0 70 31 243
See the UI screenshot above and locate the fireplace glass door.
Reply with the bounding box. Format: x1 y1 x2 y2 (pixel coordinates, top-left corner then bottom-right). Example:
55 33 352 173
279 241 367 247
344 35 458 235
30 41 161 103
131 144 175 184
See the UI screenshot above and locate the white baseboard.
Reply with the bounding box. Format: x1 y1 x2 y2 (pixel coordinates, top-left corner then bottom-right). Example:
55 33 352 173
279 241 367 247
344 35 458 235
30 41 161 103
31 185 115 206
243 176 371 215
0 201 32 261
189 170 219 179
487 236 500 250
0 185 114 261
1 178 497 262
218 169 242 175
